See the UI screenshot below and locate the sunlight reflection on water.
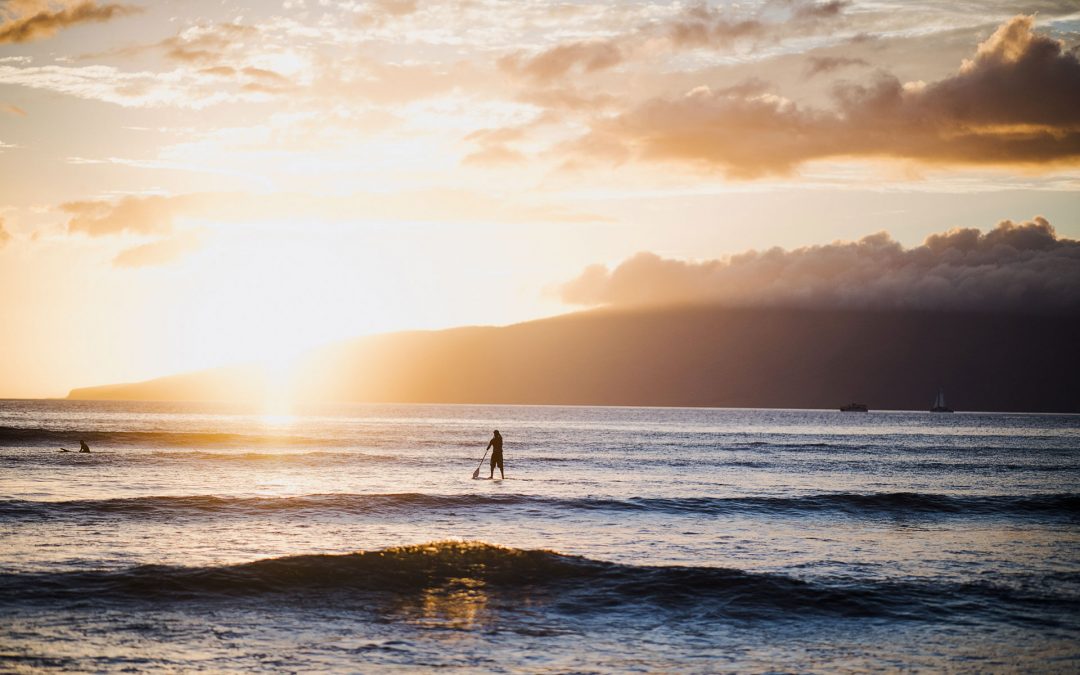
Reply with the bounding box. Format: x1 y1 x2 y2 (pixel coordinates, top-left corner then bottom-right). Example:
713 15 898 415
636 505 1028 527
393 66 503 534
1 401 1077 672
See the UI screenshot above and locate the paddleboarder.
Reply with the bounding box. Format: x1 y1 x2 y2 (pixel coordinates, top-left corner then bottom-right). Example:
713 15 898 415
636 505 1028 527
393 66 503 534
486 430 504 479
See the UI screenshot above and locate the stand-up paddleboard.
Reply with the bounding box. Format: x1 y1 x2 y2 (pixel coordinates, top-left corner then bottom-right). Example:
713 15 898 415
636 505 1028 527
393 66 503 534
471 446 490 479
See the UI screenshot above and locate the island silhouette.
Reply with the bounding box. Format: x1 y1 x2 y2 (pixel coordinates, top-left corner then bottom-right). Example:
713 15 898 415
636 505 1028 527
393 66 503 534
67 306 1080 413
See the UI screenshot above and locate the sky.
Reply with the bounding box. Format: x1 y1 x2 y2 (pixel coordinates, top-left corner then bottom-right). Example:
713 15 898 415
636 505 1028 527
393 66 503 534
0 0 1078 398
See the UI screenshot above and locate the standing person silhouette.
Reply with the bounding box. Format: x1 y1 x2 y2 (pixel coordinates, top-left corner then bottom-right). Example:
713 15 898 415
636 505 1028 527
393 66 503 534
487 430 504 479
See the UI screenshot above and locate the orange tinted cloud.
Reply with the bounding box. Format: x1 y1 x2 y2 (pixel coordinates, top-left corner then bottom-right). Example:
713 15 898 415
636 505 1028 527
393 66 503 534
61 195 197 237
0 1 137 44
58 189 605 238
567 16 1080 176
561 217 1080 314
160 22 258 64
0 218 11 247
499 40 625 83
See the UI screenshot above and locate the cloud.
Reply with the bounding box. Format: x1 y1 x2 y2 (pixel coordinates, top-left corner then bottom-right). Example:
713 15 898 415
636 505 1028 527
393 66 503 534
355 0 418 28
0 1 138 44
499 40 625 83
0 218 10 247
666 0 848 49
666 6 764 49
49 188 608 270
560 217 1080 315
461 125 534 166
1 102 26 116
566 16 1080 176
112 230 202 268
0 63 275 108
498 1 848 85
57 189 606 240
791 0 849 20
804 55 868 77
159 22 258 64
184 65 295 95
61 195 201 236
60 195 210 267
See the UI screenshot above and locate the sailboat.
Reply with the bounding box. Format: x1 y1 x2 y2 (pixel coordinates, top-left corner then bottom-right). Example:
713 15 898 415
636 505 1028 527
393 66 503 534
930 389 953 413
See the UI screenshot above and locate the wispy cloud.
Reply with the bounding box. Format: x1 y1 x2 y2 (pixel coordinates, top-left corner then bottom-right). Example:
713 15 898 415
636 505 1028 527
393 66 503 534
499 40 626 83
803 55 869 77
0 63 285 108
59 189 607 238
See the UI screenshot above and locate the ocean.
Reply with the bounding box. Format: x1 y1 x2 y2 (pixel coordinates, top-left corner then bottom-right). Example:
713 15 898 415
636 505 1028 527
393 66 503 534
1 399 1077 672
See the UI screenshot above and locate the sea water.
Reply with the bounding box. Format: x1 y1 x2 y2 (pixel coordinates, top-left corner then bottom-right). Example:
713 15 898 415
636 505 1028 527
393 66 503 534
1 400 1077 672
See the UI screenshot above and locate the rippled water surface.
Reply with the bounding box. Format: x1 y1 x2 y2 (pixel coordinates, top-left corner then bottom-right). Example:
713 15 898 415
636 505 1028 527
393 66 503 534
1 400 1078 672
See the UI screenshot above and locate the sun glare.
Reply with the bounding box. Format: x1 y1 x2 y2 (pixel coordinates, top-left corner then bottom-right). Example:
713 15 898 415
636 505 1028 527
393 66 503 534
259 354 301 420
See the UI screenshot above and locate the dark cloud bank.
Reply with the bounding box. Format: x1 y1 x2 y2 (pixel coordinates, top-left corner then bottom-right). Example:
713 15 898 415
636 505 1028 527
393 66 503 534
561 217 1080 315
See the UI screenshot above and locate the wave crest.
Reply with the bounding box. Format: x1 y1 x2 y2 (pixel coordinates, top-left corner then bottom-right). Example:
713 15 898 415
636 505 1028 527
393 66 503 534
0 542 874 617
1 541 1071 624
2 492 1075 521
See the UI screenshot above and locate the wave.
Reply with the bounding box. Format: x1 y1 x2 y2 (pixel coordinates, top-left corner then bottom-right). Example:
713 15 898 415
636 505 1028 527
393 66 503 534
0 542 1070 624
2 492 1075 521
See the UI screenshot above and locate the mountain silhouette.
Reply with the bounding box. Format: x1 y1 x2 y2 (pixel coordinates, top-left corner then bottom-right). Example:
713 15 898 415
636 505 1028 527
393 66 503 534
68 306 1080 412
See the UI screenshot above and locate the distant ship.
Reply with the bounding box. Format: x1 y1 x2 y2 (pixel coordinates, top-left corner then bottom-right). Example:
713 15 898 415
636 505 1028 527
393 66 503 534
930 390 953 413
840 402 869 412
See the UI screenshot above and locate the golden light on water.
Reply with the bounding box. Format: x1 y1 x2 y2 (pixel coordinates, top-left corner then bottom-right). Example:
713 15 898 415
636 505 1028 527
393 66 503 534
414 579 491 630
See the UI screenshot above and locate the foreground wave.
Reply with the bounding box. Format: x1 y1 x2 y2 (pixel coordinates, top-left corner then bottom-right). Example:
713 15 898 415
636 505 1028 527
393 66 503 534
1 542 1072 625
2 492 1076 521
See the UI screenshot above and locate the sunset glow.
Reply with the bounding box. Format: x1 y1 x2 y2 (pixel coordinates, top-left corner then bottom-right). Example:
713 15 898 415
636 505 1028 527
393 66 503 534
1 1 1078 398
3 4 1079 669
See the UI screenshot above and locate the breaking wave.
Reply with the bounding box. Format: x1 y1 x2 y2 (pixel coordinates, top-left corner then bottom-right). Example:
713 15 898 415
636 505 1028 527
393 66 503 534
0 542 1071 625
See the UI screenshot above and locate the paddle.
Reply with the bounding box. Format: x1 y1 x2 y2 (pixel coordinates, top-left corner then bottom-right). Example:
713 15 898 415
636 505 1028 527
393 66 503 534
471 445 490 480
